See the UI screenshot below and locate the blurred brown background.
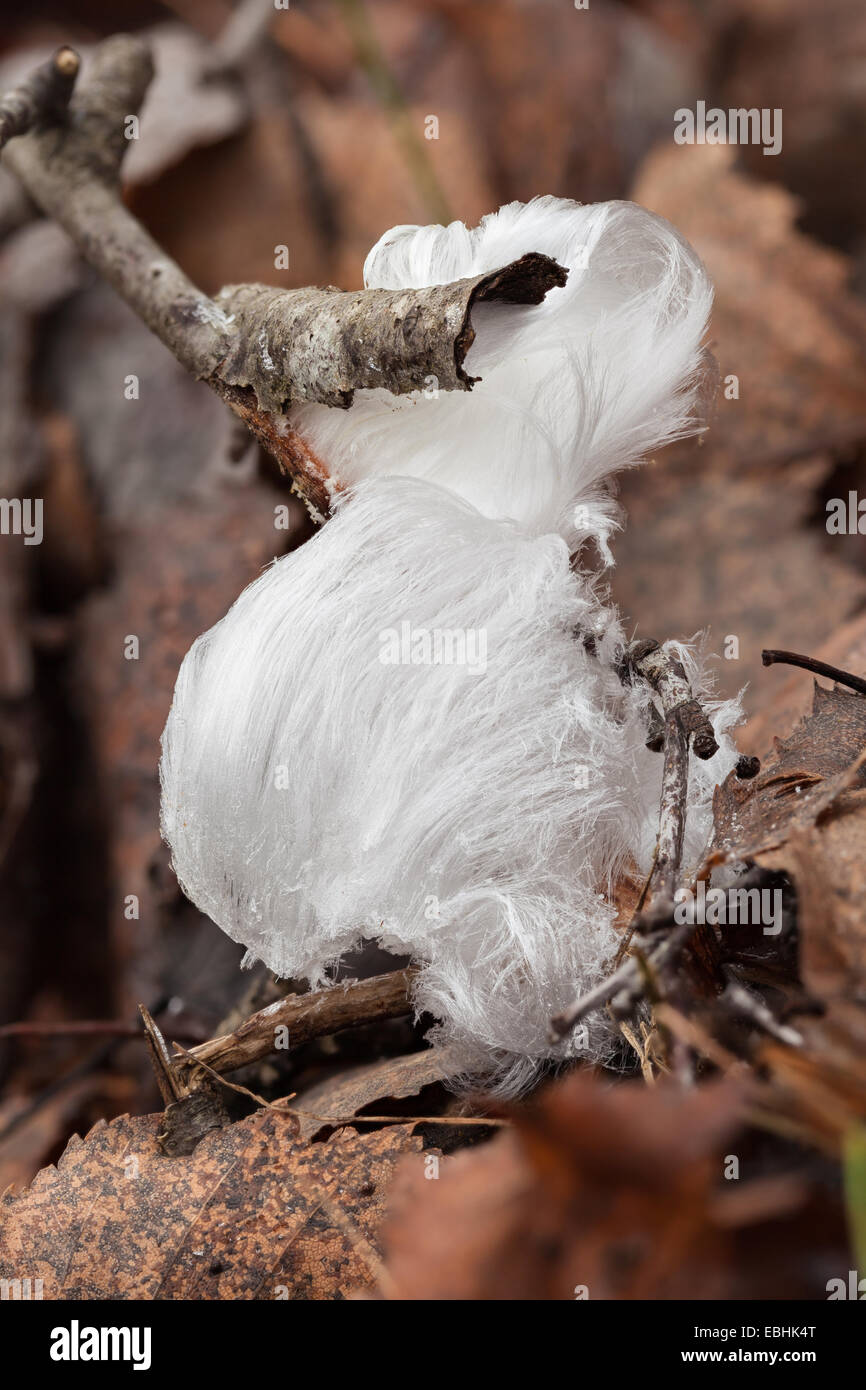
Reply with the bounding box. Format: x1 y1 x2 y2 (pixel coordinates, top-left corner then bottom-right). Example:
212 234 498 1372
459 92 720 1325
1 0 865 1192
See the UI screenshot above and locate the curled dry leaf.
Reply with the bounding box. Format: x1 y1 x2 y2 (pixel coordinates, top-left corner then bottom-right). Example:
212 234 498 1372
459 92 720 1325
0 1110 423 1300
713 680 866 1007
712 674 866 1145
712 683 866 864
293 1044 464 1140
382 1070 845 1299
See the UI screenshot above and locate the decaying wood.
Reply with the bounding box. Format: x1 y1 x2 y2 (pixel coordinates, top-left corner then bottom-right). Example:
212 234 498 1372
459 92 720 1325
551 638 720 1040
0 36 567 519
627 638 719 762
142 968 418 1151
218 254 567 414
172 966 419 1087
0 46 79 152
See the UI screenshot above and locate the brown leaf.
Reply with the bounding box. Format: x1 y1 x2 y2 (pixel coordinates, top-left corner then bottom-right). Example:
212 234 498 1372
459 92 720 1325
713 676 866 1142
746 613 866 757
0 1075 130 1196
613 145 866 711
0 1110 423 1300
635 143 866 466
774 793 866 1002
124 24 248 186
294 1044 463 1139
713 683 866 863
384 1072 751 1300
435 0 697 203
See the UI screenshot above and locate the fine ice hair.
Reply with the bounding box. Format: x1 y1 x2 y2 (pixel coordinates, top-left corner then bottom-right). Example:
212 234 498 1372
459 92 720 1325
161 477 740 1094
289 196 713 553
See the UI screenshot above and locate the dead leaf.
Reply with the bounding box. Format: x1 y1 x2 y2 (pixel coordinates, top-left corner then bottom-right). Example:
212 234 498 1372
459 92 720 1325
0 1110 423 1300
386 1074 741 1300
382 1070 844 1299
125 24 249 186
714 0 866 261
713 683 866 863
294 1044 463 1139
614 145 866 711
713 673 866 1145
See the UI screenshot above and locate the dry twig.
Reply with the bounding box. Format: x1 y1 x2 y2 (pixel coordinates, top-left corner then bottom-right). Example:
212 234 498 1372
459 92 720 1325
551 638 719 1039
172 966 419 1087
762 647 866 697
0 36 566 518
0 46 79 151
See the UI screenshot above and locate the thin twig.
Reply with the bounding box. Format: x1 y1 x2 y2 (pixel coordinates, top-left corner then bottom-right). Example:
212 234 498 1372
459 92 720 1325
0 36 565 519
140 1005 187 1106
607 919 698 1019
171 1043 300 1131
628 638 719 761
654 1002 747 1076
552 634 725 1040
298 1113 507 1127
548 951 641 1038
173 966 419 1086
645 707 690 907
0 1019 204 1041
717 968 804 1049
761 648 866 697
550 914 700 1039
612 853 657 968
0 46 79 152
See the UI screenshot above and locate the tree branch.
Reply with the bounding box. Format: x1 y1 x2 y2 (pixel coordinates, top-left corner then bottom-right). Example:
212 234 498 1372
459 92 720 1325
0 46 79 151
217 254 567 415
171 966 419 1086
761 648 866 697
0 35 568 519
625 638 719 761
551 638 720 1041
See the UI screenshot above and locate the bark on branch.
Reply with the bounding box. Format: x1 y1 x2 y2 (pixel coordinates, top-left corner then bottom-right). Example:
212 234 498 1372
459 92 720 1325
551 644 773 1046
551 639 720 1039
218 254 567 414
0 35 568 518
0 46 79 151
172 966 419 1087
